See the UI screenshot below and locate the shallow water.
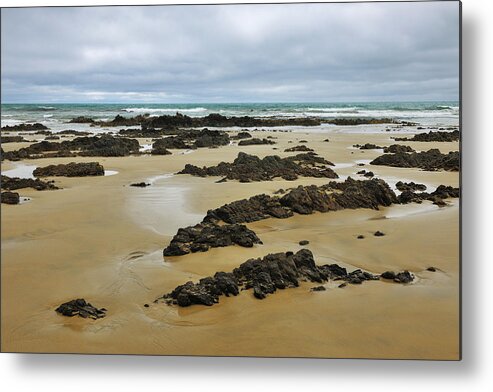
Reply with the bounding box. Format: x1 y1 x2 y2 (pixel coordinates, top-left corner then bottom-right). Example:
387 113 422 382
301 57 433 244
126 173 203 236
2 163 37 179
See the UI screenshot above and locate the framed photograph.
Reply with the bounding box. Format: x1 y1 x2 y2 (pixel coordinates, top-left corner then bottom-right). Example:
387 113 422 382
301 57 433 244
0 0 461 360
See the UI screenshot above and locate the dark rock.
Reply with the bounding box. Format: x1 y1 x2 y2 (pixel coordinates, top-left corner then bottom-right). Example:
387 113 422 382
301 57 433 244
395 181 427 192
1 122 48 132
232 131 252 140
1 136 26 143
380 270 414 283
363 171 375 178
394 271 414 283
33 162 104 177
311 286 326 291
383 144 415 154
284 145 314 152
357 235 365 239
204 194 293 224
68 116 95 123
394 130 460 142
3 135 140 160
163 222 262 256
370 149 459 171
178 152 338 182
427 267 437 272
1 175 59 191
55 298 106 319
238 138 276 146
374 231 385 237
354 143 383 150
380 271 396 280
1 191 20 204
299 240 310 246
45 135 60 140
397 184 460 205
130 182 150 187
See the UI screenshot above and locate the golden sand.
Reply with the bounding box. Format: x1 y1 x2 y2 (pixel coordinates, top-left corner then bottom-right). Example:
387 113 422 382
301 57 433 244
1 127 460 359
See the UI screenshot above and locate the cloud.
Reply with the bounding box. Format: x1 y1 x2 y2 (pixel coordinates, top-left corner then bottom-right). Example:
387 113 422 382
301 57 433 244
1 2 460 103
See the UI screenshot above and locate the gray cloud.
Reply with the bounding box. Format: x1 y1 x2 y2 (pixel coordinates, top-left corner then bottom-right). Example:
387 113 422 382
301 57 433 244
1 2 460 103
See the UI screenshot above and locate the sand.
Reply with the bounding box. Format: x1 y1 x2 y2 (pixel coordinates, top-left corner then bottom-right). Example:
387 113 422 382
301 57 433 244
1 126 460 359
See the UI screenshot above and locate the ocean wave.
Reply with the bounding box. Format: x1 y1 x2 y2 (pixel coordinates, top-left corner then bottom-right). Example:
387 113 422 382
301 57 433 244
121 107 208 114
37 106 56 110
43 114 53 118
306 107 359 112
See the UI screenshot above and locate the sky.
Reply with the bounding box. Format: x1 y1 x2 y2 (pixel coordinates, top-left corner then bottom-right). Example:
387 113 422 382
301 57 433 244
1 1 460 103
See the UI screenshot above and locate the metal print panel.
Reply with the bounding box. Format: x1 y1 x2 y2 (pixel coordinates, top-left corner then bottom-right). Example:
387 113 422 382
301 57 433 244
0 0 461 359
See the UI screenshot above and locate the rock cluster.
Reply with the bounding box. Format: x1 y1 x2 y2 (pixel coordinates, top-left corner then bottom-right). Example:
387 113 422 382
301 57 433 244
395 181 427 192
383 144 415 154
284 145 314 152
33 162 105 177
161 249 413 307
55 299 106 319
1 136 26 143
150 128 230 153
238 138 276 146
163 222 262 256
370 149 459 171
397 185 460 206
3 135 140 161
1 175 59 191
394 130 460 142
178 152 338 182
1 123 48 132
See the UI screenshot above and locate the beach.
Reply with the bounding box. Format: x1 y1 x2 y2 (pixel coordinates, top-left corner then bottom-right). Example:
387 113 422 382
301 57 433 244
1 118 459 359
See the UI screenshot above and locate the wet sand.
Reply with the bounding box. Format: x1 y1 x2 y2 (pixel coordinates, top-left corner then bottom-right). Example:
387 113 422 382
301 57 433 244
1 127 459 359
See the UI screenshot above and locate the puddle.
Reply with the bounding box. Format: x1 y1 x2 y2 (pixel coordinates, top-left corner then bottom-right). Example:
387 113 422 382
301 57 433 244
2 163 37 179
126 173 203 236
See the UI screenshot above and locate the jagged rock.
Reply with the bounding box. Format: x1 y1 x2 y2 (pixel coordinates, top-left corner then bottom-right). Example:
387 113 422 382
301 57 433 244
130 182 150 187
68 116 95 123
205 194 293 224
370 149 459 171
162 249 384 307
1 175 58 191
3 135 140 160
55 298 106 319
363 171 374 178
57 130 92 136
1 136 26 143
284 145 314 152
380 271 414 283
383 144 415 154
1 191 20 204
395 181 427 192
397 185 459 205
178 152 337 182
45 135 60 140
394 130 460 142
33 162 104 177
167 178 398 257
232 131 252 140
1 123 48 132
354 143 383 150
238 138 276 146
163 222 262 256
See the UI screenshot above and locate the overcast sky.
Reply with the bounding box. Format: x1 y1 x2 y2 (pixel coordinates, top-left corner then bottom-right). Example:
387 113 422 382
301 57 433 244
1 1 459 103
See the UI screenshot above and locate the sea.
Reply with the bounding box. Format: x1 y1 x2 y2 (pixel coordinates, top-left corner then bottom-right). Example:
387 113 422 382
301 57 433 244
1 102 460 131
